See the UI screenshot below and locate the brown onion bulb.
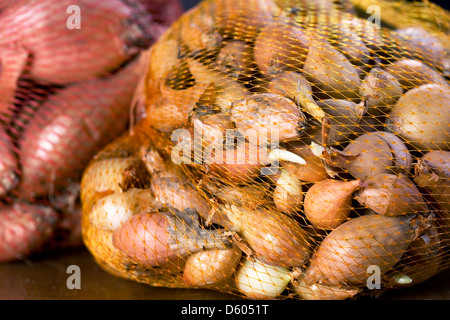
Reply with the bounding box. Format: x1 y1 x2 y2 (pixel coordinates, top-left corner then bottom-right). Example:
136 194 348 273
386 83 450 151
230 93 307 143
207 141 269 185
291 274 361 300
273 169 303 215
359 68 403 114
266 71 326 121
304 178 363 229
215 40 256 82
281 143 330 183
303 39 361 100
183 246 242 286
342 131 412 180
113 208 233 268
414 150 450 212
222 204 311 267
384 59 448 91
303 214 417 286
316 99 367 145
180 9 222 56
150 175 212 223
355 174 428 216
254 22 311 78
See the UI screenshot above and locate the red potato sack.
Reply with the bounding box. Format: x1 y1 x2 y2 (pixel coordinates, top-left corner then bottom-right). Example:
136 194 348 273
0 0 183 262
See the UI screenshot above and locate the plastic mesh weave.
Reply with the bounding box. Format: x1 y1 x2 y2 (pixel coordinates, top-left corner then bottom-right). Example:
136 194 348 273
81 0 449 300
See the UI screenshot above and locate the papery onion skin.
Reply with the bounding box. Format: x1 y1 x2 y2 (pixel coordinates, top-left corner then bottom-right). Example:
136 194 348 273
183 246 242 286
223 205 311 267
304 178 362 229
303 214 416 286
386 83 450 151
235 256 291 299
112 210 233 268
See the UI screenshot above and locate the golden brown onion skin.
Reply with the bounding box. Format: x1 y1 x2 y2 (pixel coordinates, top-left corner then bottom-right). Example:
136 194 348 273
386 83 450 151
183 246 242 286
304 179 362 229
355 174 428 216
303 214 416 286
224 205 311 267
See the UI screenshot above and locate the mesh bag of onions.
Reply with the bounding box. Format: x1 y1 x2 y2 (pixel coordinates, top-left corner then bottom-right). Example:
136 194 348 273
80 0 450 300
0 0 183 262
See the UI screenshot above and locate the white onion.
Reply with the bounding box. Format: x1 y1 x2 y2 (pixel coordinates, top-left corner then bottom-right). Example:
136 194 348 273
235 257 291 299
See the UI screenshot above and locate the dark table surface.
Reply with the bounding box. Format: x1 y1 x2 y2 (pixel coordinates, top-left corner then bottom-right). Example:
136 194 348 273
0 246 448 300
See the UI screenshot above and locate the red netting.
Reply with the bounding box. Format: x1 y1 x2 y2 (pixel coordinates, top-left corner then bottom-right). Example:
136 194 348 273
0 0 183 261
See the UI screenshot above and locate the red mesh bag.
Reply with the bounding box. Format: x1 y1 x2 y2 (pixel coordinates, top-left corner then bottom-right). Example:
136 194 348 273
80 0 450 299
0 0 183 262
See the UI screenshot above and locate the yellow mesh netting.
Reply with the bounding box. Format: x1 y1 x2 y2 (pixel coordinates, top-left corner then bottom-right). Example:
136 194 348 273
81 0 450 300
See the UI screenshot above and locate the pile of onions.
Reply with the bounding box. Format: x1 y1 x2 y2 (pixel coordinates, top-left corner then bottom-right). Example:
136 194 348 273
79 0 450 301
0 0 183 262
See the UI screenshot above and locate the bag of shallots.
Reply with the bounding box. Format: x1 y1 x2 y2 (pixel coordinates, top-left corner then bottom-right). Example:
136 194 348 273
81 0 450 300
0 0 183 262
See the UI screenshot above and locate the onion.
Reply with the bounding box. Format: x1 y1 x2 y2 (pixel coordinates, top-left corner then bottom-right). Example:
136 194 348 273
235 256 291 299
207 141 269 185
387 216 443 287
179 7 222 56
253 21 311 78
214 0 276 41
89 188 142 231
186 57 251 113
212 184 270 210
191 111 235 149
0 0 158 85
266 71 326 121
0 202 58 262
215 40 256 82
0 44 28 115
112 208 234 268
0 124 18 197
303 214 417 286
383 59 448 91
304 178 363 229
393 27 447 71
340 131 412 180
150 175 212 224
230 93 307 143
386 83 450 151
272 169 303 215
81 156 147 209
359 68 403 114
16 59 143 201
280 143 329 183
291 274 361 300
183 246 242 286
222 204 311 267
355 174 428 216
316 99 366 145
302 39 361 100
328 20 371 68
414 150 450 212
